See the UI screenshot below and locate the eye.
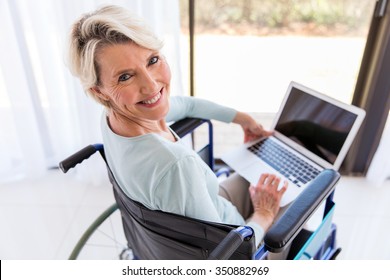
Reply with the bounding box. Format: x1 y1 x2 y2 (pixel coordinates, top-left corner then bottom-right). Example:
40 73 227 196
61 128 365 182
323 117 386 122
148 56 159 65
118 73 132 82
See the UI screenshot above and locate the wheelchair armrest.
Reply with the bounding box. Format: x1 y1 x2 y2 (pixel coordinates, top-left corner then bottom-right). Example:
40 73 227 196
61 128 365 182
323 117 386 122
170 117 209 138
264 169 340 253
208 226 254 260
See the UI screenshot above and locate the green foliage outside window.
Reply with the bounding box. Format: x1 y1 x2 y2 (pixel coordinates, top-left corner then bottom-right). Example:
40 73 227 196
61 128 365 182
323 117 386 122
180 0 373 36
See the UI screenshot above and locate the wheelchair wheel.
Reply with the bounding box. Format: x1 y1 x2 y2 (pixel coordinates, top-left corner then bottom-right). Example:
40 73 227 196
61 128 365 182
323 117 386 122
69 203 133 260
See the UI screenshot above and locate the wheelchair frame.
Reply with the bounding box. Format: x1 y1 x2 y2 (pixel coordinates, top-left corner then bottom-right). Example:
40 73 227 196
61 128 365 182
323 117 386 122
60 118 341 260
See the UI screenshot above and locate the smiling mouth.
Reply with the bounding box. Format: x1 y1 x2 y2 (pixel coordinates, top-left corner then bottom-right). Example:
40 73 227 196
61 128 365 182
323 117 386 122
140 91 162 105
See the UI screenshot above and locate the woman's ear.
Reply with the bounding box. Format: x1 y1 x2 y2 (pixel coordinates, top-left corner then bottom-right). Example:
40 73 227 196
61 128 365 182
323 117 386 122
90 86 110 101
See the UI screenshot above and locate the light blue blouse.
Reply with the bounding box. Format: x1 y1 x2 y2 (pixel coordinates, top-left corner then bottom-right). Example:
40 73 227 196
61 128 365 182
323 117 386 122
101 96 264 245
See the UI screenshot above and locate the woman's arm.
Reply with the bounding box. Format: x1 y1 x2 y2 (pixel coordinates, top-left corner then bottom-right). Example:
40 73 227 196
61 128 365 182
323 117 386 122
153 155 245 225
167 96 273 143
232 111 273 143
166 96 236 123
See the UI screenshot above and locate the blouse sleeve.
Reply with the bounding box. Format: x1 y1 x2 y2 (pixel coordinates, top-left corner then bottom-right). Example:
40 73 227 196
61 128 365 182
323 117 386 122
166 96 237 123
153 155 241 224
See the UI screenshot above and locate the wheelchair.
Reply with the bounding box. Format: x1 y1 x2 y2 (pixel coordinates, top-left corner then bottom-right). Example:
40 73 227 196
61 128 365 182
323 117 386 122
60 118 341 260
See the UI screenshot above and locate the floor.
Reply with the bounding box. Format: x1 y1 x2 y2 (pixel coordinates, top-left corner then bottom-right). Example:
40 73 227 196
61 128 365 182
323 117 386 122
1 166 389 260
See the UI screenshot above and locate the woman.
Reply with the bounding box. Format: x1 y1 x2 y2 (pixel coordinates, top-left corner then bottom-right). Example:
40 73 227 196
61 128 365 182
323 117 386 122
68 5 287 247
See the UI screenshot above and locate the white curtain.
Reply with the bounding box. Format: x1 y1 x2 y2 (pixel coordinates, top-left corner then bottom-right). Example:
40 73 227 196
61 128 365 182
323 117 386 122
0 0 183 183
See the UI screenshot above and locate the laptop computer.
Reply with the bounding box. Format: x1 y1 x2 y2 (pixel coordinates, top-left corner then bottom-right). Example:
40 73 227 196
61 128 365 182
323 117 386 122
221 81 366 206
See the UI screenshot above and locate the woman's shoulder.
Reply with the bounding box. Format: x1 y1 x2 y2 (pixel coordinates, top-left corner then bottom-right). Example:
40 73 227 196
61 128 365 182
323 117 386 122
109 132 197 165
153 136 198 164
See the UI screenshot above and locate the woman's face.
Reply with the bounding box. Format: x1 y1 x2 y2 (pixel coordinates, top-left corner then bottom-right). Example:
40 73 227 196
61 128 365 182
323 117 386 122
94 42 171 123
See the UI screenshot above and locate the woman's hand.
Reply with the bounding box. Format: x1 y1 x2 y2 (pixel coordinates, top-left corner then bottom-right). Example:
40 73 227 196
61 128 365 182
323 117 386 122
249 173 288 232
233 111 273 143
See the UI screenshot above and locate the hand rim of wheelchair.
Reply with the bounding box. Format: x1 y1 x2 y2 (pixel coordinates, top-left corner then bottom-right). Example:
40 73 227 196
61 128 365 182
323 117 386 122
68 203 133 260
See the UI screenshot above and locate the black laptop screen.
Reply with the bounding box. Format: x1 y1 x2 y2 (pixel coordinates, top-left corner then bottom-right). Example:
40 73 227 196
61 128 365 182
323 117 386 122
274 87 358 165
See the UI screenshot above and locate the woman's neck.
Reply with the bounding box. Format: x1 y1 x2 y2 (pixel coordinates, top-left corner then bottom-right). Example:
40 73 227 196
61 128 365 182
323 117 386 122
107 111 176 142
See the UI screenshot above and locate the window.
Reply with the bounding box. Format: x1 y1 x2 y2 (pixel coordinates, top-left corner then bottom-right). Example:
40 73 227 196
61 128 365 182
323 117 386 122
180 0 375 112
180 0 378 157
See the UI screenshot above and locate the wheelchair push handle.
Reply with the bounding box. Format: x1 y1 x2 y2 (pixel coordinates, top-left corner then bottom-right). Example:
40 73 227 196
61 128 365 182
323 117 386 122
208 226 253 260
59 144 103 173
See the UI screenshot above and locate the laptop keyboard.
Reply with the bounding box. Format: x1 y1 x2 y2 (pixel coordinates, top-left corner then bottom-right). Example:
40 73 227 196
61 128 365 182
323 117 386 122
247 138 321 187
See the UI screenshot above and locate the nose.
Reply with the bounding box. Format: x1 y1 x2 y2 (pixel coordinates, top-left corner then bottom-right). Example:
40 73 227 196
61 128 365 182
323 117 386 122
139 70 159 95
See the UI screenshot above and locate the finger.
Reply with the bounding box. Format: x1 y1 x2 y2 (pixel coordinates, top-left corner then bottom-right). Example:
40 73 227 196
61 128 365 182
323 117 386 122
271 176 281 187
244 135 256 143
266 131 274 137
265 174 276 185
271 176 280 191
258 173 269 185
266 130 275 136
279 181 288 195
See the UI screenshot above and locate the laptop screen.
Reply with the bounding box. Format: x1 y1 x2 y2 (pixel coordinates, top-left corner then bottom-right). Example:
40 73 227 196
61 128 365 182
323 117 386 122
274 86 358 165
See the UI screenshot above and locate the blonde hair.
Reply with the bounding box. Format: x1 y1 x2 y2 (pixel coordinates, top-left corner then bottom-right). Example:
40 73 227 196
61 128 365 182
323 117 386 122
67 5 164 107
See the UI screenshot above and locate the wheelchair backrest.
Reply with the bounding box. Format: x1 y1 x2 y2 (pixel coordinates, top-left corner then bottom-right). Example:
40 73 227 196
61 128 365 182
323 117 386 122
109 168 256 259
